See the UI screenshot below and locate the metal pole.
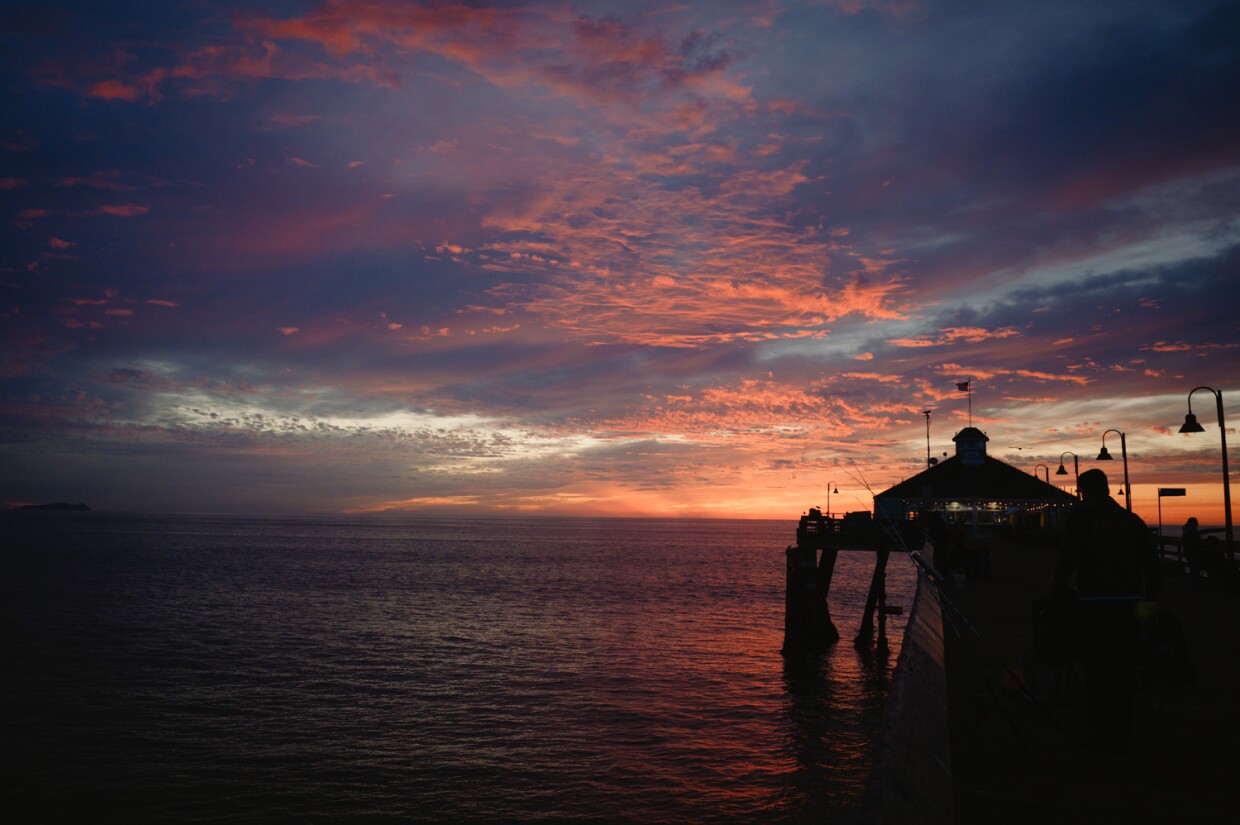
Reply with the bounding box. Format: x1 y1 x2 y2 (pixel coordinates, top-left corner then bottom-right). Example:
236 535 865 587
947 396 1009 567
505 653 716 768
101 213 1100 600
1158 490 1163 553
1213 389 1234 560
924 410 932 468
1121 431 1132 511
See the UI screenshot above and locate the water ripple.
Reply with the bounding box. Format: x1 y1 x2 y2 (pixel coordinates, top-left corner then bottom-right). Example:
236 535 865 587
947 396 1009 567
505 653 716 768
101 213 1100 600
2 513 914 823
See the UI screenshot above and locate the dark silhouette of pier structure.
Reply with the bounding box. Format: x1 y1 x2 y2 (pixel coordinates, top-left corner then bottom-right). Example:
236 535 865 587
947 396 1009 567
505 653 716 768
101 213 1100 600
782 508 909 656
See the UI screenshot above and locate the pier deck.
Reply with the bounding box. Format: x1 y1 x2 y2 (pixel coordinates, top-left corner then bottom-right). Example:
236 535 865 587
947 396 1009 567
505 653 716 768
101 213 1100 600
945 538 1239 824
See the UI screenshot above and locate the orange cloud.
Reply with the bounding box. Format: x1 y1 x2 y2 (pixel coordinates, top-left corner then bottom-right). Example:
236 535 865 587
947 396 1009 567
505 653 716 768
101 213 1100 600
1143 341 1238 353
839 372 906 383
888 326 1020 348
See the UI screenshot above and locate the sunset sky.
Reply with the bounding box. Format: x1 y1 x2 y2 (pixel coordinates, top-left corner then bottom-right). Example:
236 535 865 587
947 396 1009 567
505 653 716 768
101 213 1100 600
3 0 1238 525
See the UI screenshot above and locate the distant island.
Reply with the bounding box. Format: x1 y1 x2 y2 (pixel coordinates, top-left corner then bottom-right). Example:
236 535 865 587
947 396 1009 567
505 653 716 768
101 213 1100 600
16 502 91 511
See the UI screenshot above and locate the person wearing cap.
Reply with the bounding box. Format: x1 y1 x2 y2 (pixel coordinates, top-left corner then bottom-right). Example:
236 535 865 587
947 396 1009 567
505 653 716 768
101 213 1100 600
1054 467 1160 752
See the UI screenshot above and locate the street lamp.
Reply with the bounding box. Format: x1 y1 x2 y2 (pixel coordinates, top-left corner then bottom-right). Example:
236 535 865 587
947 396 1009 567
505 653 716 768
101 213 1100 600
1180 386 1233 560
1034 464 1050 484
1097 429 1131 511
1056 451 1080 498
826 482 840 519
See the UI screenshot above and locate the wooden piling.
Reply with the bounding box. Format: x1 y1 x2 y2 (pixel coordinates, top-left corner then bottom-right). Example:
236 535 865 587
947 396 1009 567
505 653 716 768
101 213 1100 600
782 509 841 655
855 548 890 652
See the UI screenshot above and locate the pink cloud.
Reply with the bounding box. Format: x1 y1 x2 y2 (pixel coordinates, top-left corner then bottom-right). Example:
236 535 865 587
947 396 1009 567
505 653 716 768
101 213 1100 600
270 113 322 127
30 2 911 352
72 2 751 123
55 171 134 191
87 79 143 102
95 204 150 217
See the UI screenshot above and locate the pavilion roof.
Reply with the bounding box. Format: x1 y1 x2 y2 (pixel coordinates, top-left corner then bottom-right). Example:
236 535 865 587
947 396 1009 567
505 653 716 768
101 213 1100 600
875 454 1077 504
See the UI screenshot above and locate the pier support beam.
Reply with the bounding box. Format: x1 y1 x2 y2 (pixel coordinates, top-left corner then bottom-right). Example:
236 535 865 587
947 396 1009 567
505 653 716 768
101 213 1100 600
781 541 841 655
855 548 891 653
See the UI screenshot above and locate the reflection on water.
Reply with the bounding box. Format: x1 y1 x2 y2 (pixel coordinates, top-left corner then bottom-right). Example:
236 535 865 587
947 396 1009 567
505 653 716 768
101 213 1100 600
3 513 915 823
780 638 895 824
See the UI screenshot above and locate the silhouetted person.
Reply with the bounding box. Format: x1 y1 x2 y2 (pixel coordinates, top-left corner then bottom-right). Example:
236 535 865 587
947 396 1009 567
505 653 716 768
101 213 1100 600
926 511 949 573
1183 517 1203 582
1054 468 1160 752
1199 535 1236 590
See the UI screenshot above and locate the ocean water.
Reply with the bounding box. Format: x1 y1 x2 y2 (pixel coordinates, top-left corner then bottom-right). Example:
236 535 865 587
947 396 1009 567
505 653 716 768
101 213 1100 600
1 513 915 824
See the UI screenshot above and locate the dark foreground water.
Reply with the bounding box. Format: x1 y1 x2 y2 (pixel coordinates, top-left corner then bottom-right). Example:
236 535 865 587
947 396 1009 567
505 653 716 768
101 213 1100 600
1 513 915 823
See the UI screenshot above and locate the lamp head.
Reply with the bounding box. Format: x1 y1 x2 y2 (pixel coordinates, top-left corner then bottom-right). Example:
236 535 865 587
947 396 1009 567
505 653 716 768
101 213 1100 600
1179 412 1205 434
831 486 839 494
1056 464 1068 475
1097 446 1113 461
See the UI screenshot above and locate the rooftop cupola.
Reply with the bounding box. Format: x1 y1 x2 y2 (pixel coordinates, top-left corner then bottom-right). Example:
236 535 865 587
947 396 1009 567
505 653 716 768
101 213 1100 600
952 426 989 465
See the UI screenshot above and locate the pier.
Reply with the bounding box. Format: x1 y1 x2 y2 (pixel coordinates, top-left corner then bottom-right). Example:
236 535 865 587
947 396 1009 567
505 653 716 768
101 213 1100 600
855 531 1240 824
780 421 1240 823
783 415 1239 823
941 537 1239 823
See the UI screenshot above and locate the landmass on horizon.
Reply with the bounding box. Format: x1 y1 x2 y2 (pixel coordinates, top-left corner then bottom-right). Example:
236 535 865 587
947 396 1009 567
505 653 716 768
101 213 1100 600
13 502 92 512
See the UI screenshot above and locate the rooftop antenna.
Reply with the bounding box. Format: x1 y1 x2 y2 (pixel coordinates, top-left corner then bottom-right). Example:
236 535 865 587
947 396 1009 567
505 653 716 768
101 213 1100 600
922 409 933 468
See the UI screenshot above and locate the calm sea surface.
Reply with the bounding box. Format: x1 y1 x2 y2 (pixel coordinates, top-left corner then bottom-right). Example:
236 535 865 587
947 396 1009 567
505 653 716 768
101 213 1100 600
2 514 915 824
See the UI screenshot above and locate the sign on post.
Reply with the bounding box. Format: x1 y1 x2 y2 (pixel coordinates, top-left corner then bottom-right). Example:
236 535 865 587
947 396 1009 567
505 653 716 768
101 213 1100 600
1156 488 1187 558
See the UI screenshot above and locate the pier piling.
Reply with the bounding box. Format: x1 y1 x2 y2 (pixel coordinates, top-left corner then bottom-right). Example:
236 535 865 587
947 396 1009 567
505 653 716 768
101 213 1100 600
781 509 841 655
783 509 905 656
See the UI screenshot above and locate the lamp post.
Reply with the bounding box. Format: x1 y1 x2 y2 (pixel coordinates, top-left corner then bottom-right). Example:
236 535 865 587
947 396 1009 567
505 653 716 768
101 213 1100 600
1056 451 1080 498
1097 429 1131 511
1034 464 1050 484
826 482 839 519
1180 386 1233 560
